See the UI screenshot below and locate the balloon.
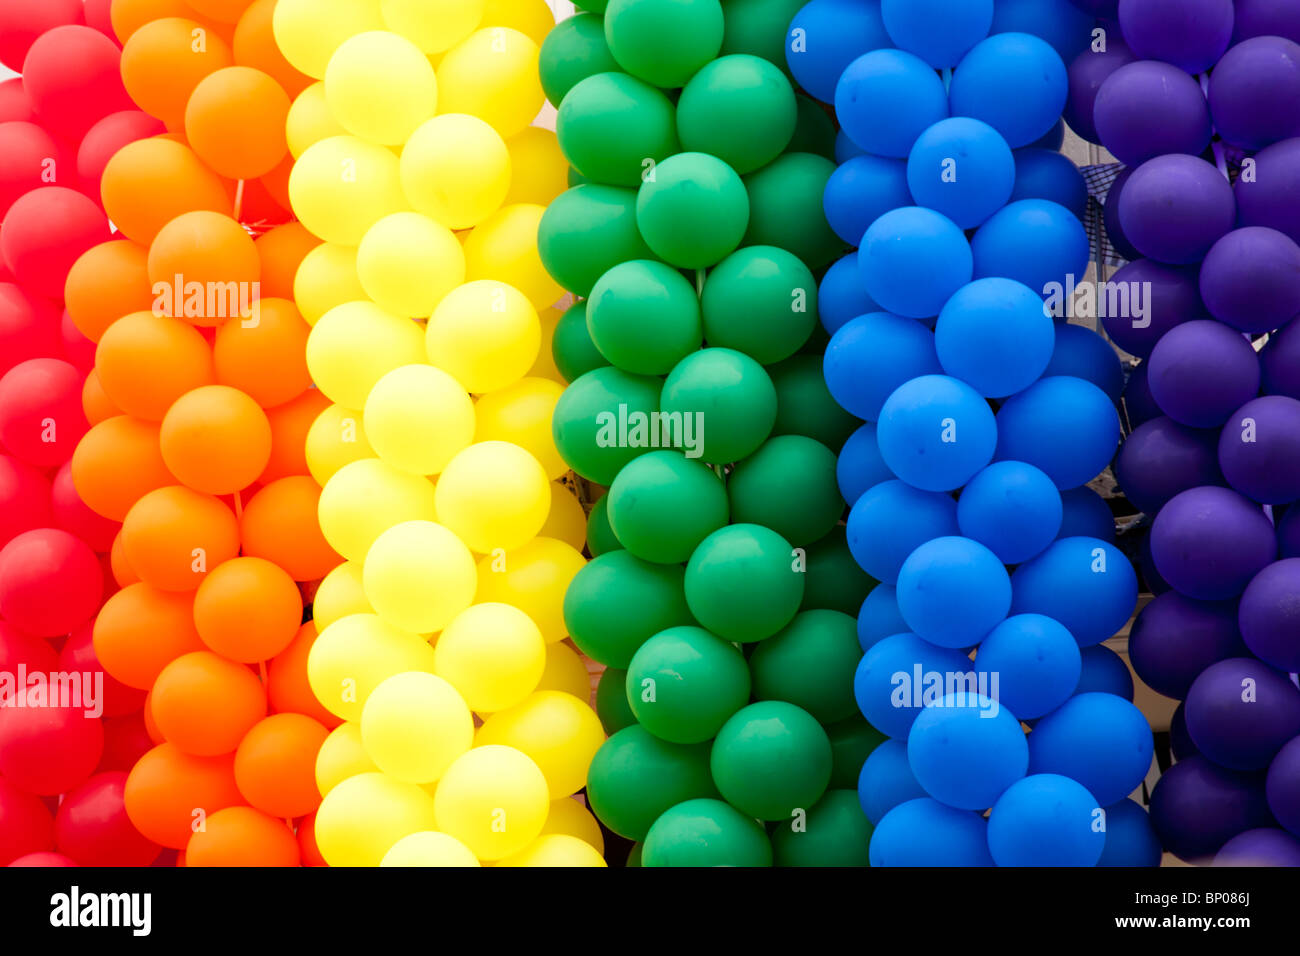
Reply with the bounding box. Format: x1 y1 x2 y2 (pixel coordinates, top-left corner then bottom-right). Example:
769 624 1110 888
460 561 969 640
308 613 438 723
564 550 691 666
749 610 859 724
100 139 232 246
707 700 829 820
766 789 871 867
825 313 941 423
399 115 509 230
436 27 542 138
0 358 88 469
314 721 377 795
995 376 1119 489
834 49 948 159
1145 320 1261 431
462 203 564 311
1152 486 1277 600
788 92 837 158
601 0 722 87
957 461 1062 565
271 0 383 78
743 152 843 270
971 198 1088 295
535 641 590 703
232 713 327 819
1218 396 1300 505
70 416 168 523
586 260 702 374
380 830 479 866
556 72 678 188
684 523 804 643
474 536 586 644
880 0 991 66
727 435 841 546
837 423 890 506
1063 39 1136 145
1236 559 1300 672
1186 658 1300 771
1267 736 1300 837
503 127 568 206
92 583 202 691
1044 325 1124 403
801 526 876 616
159 385 271 494
1214 828 1300 867
425 280 539 394
908 692 1027 811
936 277 1055 398
846 481 957 585
785 0 890 103
1114 417 1222 517
0 527 100 637
0 284 60 380
434 441 549 553
0 455 52 547
53 772 159 867
210 300 309 409
870 797 993 866
979 613 1081 719
359 671 473 784
1092 60 1211 168
551 366 659 483
362 520 476 633
183 66 288 179
361 364 474 477
94 313 213 423
118 485 239 592
639 797 769 866
659 348 776 464
291 243 364 326
1235 137 1300 247
539 13 620 105
433 744 548 859
289 136 408 245
193 557 301 663
314 771 438 866
432 603 544 713
1028 692 1153 805
353 214 464 319
949 32 1066 148
906 117 1013 230
769 353 859 449
240 475 339 581
859 208 972 319
1128 591 1240 700
151 650 266 755
494 831 605 867
185 805 300 867
537 184 653 297
266 623 340 727
877 374 997 492
124 744 242 849
1099 259 1203 360
1200 227 1300 335
21 25 131 139
474 690 603 799
822 155 909 248
676 54 795 174
987 773 1105 866
896 536 1011 649
854 633 975 738
1095 798 1161 867
1011 536 1137 646
1150 754 1273 863
1 187 109 299
604 451 727 564
635 152 748 269
284 81 344 158
857 738 925 824
1118 155 1235 266
307 300 425 409
700 245 816 364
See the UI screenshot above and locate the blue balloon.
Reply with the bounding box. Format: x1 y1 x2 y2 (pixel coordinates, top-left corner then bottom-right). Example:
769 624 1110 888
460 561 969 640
858 739 926 823
835 49 950 158
935 277 1056 397
972 198 1090 297
824 312 941 420
1076 644 1135 700
974 613 1080 719
877 374 997 492
837 422 891 505
950 32 1069 147
1029 692 1154 805
907 118 1015 229
995 375 1120 489
1025 117 1066 151
1058 486 1116 542
834 128 866 164
881 0 993 68
1011 536 1138 646
786 0 893 104
823 154 912 246
1043 323 1124 402
991 0 1094 62
908 693 1029 809
870 797 994 866
897 536 1012 648
817 253 877 335
860 207 973 319
847 479 960 583
1010 147 1088 219
987 773 1106 866
857 584 908 651
1098 798 1162 867
958 461 1063 564
854 632 973 737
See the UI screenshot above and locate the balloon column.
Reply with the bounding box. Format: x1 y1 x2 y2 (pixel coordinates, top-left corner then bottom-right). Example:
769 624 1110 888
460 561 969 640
275 0 607 867
1072 0 1300 865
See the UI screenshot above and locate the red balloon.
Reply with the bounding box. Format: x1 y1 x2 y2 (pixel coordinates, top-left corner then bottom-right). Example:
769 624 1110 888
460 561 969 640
58 622 145 718
82 0 117 41
0 0 84 72
0 78 32 124
97 711 153 774
76 111 166 201
60 308 96 372
0 619 58 675
0 357 89 467
0 121 74 219
0 282 61 378
0 775 54 865
0 454 53 547
50 462 120 552
20 25 131 140
55 771 160 867
0 528 103 636
0 186 110 298
0 698 104 796
9 851 78 866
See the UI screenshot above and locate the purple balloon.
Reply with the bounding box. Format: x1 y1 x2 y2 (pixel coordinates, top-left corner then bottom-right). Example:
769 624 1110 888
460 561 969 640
1147 320 1261 429
1233 0 1300 45
1149 754 1273 863
1218 395 1300 504
1214 828 1300 866
1102 166 1142 262
1235 137 1300 246
1239 558 1300 671
1118 155 1236 265
1150 485 1277 599
1280 504 1300 558
1093 60 1211 165
1261 312 1300 400
1122 360 1161 428
1066 0 1116 17
1116 416 1222 514
1064 40 1136 145
1128 590 1243 699
1267 735 1300 837
1101 258 1205 358
1207 37 1300 151
1169 700 1196 759
1118 0 1234 74
1200 227 1300 334
1186 657 1300 770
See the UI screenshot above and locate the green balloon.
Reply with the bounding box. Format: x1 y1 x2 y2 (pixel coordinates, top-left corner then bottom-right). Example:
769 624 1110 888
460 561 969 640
552 365 660 483
586 493 623 556
552 300 610 383
676 55 796 174
606 450 728 563
802 526 877 615
643 798 772 867
748 609 861 723
625 842 643 866
771 789 872 867
605 0 724 89
564 550 692 667
626 626 751 743
595 666 636 734
727 435 842 545
719 0 805 71
539 14 621 106
557 73 680 188
767 353 859 450
575 0 610 12
743 152 846 269
538 184 654 297
660 347 775 464
636 152 749 269
586 260 701 374
825 715 886 789
699 245 816 364
567 166 588 187
788 93 837 160
709 700 832 820
587 725 718 840
684 523 804 642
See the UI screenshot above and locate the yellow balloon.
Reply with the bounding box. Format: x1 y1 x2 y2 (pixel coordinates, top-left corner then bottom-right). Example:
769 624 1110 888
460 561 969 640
540 797 604 853
536 640 592 702
314 771 438 867
289 135 409 245
475 536 586 643
363 364 475 476
361 671 473 783
380 830 480 866
381 0 485 53
539 482 586 551
433 744 548 860
318 458 437 562
324 31 437 147
473 377 565 480
503 127 568 207
307 300 426 408
435 441 549 553
425 280 539 394
363 520 478 633
273 0 385 79
308 612 437 721
399 114 511 230
529 305 566 384
315 721 377 796
463 203 565 310
436 27 543 138
313 561 373 632
476 690 605 799
433 602 545 713
286 83 346 159
293 243 367 326
496 833 606 867
357 213 465 317
481 0 554 47
306 403 376 487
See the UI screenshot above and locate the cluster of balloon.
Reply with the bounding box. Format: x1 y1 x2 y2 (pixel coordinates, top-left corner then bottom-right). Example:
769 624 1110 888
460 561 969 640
542 0 885 868
275 0 608 868
812 0 1160 867
1068 0 1300 866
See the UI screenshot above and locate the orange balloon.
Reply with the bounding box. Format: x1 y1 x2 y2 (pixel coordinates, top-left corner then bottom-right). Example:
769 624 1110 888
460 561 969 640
297 810 327 866
253 222 318 300
147 211 260 328
95 311 214 421
151 650 267 756
94 582 204 689
267 622 342 728
240 476 340 582
232 0 311 97
81 370 121 425
186 805 300 866
64 240 155 343
101 138 233 245
124 743 243 849
159 385 272 494
213 297 311 408
254 151 294 215
184 0 255 24
233 713 327 818
71 415 174 521
143 689 165 744
121 17 234 130
185 66 290 180
260 387 329 482
194 556 303 662
120 485 240 591
108 532 142 588
112 0 195 43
